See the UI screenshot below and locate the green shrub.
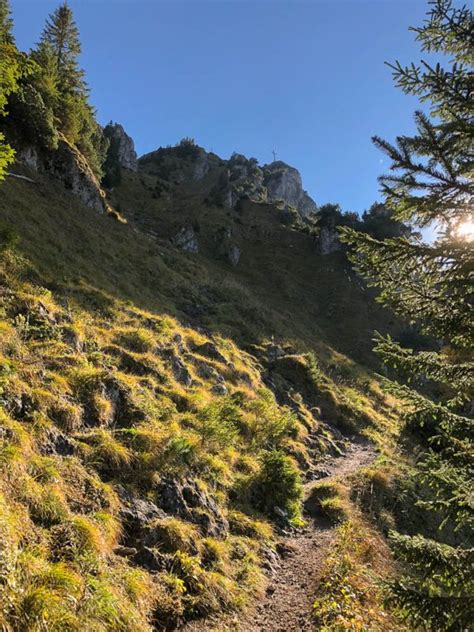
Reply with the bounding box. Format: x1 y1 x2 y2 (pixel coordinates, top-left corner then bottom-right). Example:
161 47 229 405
253 449 302 522
191 398 240 452
306 351 323 384
306 481 350 525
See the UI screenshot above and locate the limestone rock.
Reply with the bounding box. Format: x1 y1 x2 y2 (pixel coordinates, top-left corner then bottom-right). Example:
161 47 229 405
154 477 229 537
224 154 266 208
117 486 166 542
215 227 241 266
319 226 341 255
227 243 241 266
192 153 211 180
139 144 218 185
133 547 170 572
45 135 112 214
263 161 317 217
171 225 199 253
103 122 138 171
170 355 193 386
17 146 39 171
211 383 228 396
192 340 227 363
40 427 76 457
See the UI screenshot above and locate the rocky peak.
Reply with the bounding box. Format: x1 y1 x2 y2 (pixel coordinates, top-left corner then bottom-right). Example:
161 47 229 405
103 122 138 172
138 143 318 219
262 161 317 217
139 141 220 184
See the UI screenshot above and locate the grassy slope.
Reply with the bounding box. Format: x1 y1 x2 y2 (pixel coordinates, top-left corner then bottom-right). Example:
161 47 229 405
0 165 403 630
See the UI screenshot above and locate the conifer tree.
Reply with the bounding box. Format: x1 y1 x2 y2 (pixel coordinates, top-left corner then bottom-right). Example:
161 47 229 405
0 1 32 180
38 2 86 98
31 2 105 176
0 0 14 44
340 1 473 629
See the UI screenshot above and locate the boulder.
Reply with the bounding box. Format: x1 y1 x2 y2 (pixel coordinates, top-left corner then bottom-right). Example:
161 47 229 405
215 227 241 266
133 547 171 572
170 356 193 386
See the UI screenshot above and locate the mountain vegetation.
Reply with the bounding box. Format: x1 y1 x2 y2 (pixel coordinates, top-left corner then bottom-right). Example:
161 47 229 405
0 0 472 630
341 1 473 628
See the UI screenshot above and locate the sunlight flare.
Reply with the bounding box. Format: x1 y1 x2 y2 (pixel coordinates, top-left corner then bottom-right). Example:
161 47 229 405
456 219 474 241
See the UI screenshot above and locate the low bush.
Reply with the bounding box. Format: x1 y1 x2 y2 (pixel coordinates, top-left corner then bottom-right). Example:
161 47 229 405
252 449 302 522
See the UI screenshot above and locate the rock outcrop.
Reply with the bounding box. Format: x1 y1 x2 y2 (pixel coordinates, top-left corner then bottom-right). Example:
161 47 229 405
139 143 219 185
17 146 39 171
154 476 229 537
215 227 241 266
319 226 342 255
138 145 318 219
15 136 113 215
103 122 138 171
45 135 113 215
171 225 199 253
263 161 317 217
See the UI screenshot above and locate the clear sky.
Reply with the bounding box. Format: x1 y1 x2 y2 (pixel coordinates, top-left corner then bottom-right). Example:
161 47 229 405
11 0 430 214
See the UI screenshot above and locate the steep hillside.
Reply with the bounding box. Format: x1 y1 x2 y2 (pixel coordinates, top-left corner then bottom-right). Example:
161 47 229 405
0 147 406 630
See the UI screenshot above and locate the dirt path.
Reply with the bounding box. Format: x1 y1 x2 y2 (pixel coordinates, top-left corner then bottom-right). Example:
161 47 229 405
181 441 376 632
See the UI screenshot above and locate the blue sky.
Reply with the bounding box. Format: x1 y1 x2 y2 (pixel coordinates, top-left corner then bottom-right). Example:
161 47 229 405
12 0 430 213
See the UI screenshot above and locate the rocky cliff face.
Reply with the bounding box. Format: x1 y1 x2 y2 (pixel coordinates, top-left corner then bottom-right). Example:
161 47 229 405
319 226 342 255
103 123 138 172
47 136 114 214
17 134 113 216
211 155 318 217
263 161 317 217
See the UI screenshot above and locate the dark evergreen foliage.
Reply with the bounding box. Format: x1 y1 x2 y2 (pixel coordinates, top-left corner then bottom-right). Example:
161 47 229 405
340 2 473 628
102 127 123 189
28 2 105 177
0 0 14 44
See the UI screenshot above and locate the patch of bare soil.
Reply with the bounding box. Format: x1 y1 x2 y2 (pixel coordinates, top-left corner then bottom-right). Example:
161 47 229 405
180 441 376 632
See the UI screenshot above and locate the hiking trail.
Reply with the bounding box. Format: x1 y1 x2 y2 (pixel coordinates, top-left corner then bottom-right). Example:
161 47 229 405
181 440 376 631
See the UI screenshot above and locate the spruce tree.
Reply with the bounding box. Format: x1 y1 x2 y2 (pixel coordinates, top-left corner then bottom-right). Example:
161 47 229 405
0 0 14 44
38 2 86 98
32 2 105 177
340 1 473 629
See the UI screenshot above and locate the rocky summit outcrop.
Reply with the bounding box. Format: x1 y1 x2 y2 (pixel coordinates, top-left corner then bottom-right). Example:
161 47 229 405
103 122 138 171
138 144 318 219
208 154 318 217
139 142 220 184
216 153 267 208
263 161 317 217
